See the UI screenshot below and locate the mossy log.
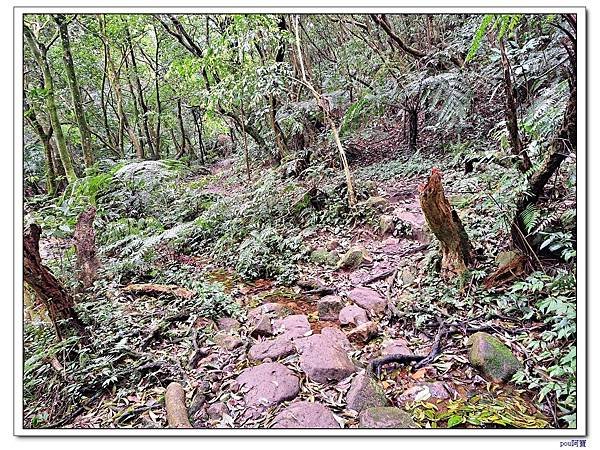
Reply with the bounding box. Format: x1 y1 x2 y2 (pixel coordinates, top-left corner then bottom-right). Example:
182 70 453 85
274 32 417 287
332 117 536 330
419 168 472 278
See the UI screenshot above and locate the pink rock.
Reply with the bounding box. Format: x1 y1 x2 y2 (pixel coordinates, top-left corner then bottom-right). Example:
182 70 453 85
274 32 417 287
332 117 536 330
272 401 340 428
250 314 273 338
339 304 369 326
206 402 228 419
235 363 300 418
295 334 356 383
248 303 288 320
359 407 418 428
346 373 389 412
381 338 412 356
347 321 378 343
321 327 352 351
216 317 240 332
347 287 387 315
317 295 344 321
397 382 451 405
273 314 311 339
248 336 295 361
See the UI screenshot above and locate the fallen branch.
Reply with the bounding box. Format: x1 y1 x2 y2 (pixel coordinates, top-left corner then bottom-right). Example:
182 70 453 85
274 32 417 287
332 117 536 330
165 382 192 428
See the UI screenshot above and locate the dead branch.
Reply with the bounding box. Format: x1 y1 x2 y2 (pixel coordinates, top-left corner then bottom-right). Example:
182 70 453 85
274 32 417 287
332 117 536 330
165 382 192 428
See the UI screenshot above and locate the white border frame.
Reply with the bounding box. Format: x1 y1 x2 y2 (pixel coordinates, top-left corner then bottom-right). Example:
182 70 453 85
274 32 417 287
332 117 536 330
13 3 587 437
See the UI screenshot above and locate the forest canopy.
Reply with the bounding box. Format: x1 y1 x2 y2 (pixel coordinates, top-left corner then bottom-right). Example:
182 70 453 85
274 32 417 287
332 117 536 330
21 13 578 431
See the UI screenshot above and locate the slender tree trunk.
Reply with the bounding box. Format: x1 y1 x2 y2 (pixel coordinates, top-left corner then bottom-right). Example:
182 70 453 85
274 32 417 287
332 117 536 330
419 168 472 278
54 14 95 169
24 27 78 184
25 99 57 196
498 38 532 174
293 15 357 207
125 23 156 159
124 55 145 159
24 224 86 340
192 107 205 164
153 25 162 159
98 15 143 159
177 98 188 158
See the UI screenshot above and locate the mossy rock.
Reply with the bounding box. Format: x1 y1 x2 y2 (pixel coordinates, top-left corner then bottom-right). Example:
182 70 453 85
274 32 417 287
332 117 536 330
495 250 520 269
467 332 522 383
359 407 418 428
337 245 370 270
309 247 339 267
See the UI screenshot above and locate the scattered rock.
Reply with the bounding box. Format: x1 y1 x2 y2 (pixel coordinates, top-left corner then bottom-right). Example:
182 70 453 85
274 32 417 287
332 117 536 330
235 363 300 418
397 382 451 405
339 304 369 326
310 247 339 267
381 338 412 356
379 215 396 235
248 336 295 361
248 302 289 320
297 277 325 291
346 372 389 412
189 392 206 417
206 402 228 419
347 287 386 315
337 245 370 270
271 401 340 428
273 314 312 339
295 333 356 383
249 314 273 338
216 317 240 333
400 266 416 285
212 331 243 351
317 295 344 321
366 196 389 210
468 332 522 383
346 321 378 343
359 407 418 428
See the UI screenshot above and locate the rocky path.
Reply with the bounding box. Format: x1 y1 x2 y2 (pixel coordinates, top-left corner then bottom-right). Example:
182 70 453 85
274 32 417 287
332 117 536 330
179 161 528 429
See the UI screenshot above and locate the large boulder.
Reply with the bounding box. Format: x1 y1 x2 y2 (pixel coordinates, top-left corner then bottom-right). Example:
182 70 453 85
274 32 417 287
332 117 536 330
317 295 344 321
248 336 296 362
346 372 389 412
359 407 418 429
347 287 387 315
235 363 300 418
339 304 369 326
295 333 356 383
271 401 340 428
467 332 522 383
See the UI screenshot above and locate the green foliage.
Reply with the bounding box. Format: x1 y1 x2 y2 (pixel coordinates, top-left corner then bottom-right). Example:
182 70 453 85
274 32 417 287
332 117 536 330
407 394 549 428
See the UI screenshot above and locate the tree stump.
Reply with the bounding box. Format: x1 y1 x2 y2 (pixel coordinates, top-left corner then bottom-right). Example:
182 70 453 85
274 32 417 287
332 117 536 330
419 168 472 278
23 223 86 339
74 206 99 290
165 382 192 428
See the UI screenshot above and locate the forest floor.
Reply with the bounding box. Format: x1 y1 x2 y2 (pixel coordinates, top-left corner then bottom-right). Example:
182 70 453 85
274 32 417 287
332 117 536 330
25 117 566 430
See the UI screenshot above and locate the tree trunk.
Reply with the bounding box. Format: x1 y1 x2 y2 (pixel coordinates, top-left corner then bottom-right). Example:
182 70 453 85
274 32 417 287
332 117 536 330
74 207 100 290
23 224 86 340
24 26 78 184
419 168 472 278
54 14 95 169
126 23 156 159
98 15 143 159
24 98 57 196
498 38 532 174
408 107 418 152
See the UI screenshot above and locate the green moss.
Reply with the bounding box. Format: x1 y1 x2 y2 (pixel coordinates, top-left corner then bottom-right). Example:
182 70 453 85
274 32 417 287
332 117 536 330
468 332 521 382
